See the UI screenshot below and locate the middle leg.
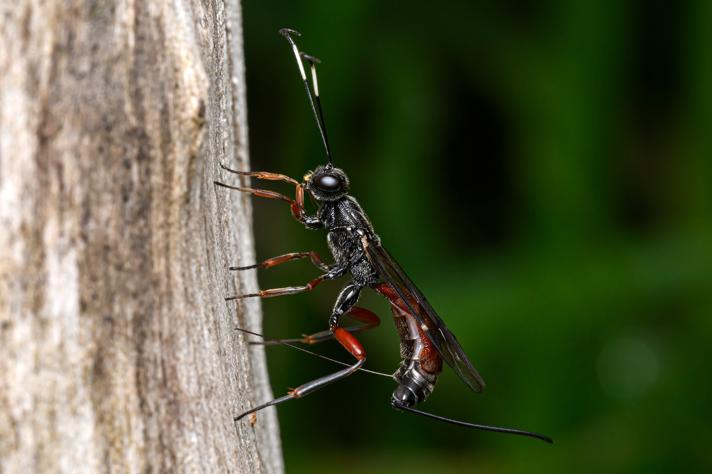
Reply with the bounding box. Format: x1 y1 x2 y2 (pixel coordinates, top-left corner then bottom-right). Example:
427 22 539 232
230 251 329 272
226 250 358 301
225 273 327 301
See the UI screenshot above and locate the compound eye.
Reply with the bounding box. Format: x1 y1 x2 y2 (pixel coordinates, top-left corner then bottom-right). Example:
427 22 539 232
315 174 341 192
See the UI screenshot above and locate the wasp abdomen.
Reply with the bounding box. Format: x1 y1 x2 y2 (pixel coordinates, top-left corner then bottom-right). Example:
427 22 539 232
375 283 442 406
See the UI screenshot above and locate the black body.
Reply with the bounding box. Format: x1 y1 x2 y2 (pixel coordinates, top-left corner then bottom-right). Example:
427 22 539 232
217 28 552 444
309 169 441 404
319 195 379 287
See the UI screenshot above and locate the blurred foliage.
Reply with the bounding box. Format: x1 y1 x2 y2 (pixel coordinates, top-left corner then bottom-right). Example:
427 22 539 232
239 0 712 472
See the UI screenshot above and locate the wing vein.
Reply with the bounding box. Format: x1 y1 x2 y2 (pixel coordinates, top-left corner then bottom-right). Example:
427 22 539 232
362 236 486 393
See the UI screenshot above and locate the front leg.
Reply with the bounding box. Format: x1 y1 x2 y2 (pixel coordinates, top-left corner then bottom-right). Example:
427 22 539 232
214 168 322 230
291 184 322 229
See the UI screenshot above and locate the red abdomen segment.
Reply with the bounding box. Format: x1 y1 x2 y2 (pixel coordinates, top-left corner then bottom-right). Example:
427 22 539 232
375 283 443 378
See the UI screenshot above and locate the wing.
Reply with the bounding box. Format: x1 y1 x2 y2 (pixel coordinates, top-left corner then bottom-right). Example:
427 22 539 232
362 236 486 393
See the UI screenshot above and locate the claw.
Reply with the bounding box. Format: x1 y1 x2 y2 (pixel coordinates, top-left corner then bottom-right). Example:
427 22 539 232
279 27 301 38
300 52 321 64
225 292 260 301
230 265 256 271
219 163 240 173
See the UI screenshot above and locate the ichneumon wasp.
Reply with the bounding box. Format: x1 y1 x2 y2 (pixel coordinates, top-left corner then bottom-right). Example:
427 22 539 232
216 28 552 444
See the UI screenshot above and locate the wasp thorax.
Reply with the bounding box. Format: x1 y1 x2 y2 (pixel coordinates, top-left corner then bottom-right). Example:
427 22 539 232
306 165 349 201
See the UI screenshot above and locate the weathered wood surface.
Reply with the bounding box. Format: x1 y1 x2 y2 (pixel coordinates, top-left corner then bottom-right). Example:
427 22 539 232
0 1 283 472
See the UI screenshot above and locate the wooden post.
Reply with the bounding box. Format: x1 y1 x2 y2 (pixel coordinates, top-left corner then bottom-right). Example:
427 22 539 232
0 1 283 472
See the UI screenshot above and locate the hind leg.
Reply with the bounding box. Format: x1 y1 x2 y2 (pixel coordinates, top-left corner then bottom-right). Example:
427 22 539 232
252 306 380 346
234 283 368 421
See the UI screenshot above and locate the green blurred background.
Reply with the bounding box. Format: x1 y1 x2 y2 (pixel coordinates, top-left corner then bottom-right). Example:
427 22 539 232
240 1 712 472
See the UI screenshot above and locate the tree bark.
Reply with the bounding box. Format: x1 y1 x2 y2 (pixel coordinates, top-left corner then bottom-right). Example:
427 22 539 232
0 1 283 473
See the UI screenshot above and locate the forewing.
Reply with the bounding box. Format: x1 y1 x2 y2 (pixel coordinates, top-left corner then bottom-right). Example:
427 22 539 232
362 237 486 393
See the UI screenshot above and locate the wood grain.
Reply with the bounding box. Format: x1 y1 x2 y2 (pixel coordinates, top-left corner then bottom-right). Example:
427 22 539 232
0 1 283 472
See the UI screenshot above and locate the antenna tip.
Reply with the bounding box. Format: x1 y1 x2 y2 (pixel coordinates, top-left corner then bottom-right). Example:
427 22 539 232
300 52 321 64
279 28 301 38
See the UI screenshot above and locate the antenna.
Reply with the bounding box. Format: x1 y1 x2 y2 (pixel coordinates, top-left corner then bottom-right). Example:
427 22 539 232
279 28 333 166
301 52 332 166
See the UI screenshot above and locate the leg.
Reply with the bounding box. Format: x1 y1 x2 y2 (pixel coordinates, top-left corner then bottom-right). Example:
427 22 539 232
234 283 367 421
328 283 362 328
219 164 299 186
235 326 393 379
226 252 357 301
214 180 292 203
230 251 329 272
225 273 327 301
253 306 380 346
214 179 321 229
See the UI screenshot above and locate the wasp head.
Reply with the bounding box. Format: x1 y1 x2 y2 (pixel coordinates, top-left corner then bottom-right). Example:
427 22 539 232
304 165 349 202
